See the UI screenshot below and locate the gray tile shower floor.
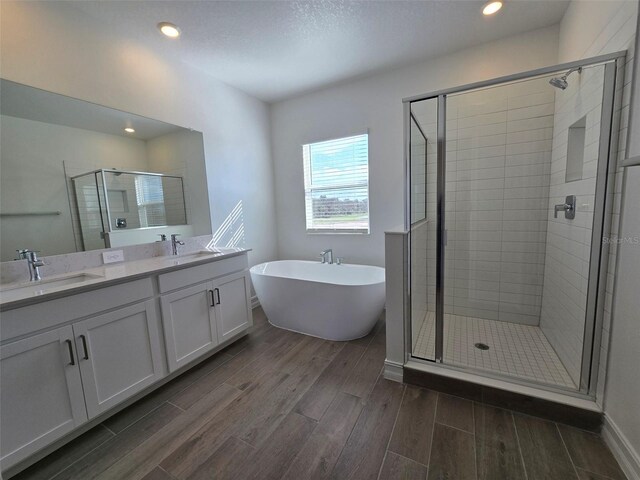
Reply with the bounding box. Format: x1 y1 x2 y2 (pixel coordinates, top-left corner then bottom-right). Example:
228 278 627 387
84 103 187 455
413 311 576 389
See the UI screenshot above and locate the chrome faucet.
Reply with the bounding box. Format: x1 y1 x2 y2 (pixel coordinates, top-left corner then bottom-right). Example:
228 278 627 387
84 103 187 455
319 249 334 264
16 249 31 260
171 234 185 255
23 250 44 281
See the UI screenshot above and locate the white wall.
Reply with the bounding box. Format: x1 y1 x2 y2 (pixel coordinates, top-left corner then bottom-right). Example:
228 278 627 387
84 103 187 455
147 130 210 235
270 26 560 267
0 1 277 267
558 0 639 474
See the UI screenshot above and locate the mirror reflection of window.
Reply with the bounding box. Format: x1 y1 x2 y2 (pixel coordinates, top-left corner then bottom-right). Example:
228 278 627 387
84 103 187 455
134 175 167 228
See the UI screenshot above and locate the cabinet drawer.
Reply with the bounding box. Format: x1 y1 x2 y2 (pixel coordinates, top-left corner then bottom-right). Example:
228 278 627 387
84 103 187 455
158 254 248 293
1 278 154 342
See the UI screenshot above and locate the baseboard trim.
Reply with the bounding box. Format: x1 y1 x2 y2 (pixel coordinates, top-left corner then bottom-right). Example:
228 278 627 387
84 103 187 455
251 295 260 309
383 360 404 383
602 414 640 480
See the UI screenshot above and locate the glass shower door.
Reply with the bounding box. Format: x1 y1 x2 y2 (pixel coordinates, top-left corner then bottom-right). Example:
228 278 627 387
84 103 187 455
406 56 620 395
409 98 438 362
439 65 610 391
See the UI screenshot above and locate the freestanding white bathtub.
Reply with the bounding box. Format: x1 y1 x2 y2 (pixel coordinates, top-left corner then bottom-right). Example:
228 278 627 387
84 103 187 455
250 260 385 341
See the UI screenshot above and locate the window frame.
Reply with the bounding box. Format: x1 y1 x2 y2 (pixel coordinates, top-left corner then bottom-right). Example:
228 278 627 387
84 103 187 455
302 133 371 235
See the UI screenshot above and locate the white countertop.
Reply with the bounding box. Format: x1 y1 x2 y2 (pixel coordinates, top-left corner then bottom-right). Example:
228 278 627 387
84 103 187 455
0 247 250 311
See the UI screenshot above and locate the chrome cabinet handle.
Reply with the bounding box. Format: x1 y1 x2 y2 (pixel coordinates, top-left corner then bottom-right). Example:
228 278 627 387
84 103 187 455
214 288 221 305
209 289 216 307
80 335 89 360
65 339 75 365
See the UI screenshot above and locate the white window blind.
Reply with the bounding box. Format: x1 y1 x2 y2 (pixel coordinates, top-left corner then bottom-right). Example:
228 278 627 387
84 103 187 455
135 175 167 227
303 134 369 233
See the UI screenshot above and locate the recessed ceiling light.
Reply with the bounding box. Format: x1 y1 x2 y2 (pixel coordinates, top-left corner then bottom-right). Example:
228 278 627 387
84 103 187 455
482 1 503 15
124 127 135 133
158 22 181 38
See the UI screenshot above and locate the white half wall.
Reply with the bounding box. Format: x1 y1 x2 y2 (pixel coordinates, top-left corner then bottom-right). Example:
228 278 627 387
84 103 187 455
270 25 560 267
0 1 277 267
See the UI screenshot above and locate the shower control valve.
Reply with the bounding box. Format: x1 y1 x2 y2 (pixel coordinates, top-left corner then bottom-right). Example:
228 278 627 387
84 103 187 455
554 195 576 219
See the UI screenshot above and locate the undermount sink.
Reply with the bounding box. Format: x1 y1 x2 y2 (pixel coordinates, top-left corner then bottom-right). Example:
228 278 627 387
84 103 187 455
0 273 103 299
166 250 220 264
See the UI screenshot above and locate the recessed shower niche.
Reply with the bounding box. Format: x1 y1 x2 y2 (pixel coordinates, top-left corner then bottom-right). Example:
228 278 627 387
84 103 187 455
566 116 586 182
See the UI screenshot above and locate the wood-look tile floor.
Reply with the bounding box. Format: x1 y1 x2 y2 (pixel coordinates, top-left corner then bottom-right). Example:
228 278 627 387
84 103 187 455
13 308 626 480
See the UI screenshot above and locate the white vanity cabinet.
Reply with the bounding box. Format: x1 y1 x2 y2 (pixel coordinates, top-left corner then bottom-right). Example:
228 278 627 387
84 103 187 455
213 271 252 342
0 280 161 469
160 283 219 372
73 300 163 418
159 256 252 372
0 326 87 469
0 251 252 474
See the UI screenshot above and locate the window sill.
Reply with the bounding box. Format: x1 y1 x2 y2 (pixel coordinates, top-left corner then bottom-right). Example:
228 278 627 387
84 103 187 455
306 229 370 235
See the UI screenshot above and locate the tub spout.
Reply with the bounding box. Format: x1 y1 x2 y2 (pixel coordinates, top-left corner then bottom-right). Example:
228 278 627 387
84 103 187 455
320 249 333 264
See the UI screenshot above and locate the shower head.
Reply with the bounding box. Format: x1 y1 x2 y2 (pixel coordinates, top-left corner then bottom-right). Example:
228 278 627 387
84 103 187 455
549 67 582 90
549 76 569 90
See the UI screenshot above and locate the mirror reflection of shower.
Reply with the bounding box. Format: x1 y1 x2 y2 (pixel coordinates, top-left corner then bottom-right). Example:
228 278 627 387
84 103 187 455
71 169 187 250
549 66 582 90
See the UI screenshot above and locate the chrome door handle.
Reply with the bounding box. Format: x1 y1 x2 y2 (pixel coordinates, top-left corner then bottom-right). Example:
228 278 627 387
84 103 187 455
214 288 221 305
79 335 89 360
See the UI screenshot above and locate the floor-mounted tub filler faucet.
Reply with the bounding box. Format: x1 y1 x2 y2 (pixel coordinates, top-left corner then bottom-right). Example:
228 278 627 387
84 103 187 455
319 249 333 264
171 234 185 255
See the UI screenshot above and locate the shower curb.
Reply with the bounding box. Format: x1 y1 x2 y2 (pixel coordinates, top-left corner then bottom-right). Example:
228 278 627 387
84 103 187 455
404 366 603 432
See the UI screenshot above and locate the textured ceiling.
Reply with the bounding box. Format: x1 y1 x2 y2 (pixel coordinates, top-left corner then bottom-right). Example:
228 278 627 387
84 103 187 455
69 0 570 102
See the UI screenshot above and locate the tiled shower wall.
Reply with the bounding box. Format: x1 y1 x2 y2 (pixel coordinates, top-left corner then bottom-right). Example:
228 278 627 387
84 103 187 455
412 76 555 325
558 1 638 402
539 64 606 386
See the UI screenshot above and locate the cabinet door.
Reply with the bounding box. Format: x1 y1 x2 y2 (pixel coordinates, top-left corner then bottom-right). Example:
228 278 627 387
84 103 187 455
0 326 87 470
213 271 253 343
73 301 163 418
160 282 218 372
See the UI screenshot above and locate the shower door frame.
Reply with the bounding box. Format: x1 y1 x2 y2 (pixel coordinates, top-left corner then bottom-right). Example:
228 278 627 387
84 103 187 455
403 51 626 397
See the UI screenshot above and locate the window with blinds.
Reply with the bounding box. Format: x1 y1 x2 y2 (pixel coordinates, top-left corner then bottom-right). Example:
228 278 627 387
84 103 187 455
134 175 167 227
303 133 369 233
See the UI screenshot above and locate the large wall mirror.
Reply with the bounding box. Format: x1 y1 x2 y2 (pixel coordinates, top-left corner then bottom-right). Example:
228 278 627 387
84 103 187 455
0 79 211 262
